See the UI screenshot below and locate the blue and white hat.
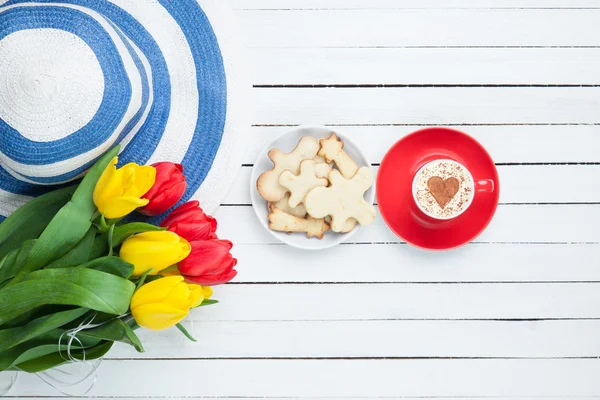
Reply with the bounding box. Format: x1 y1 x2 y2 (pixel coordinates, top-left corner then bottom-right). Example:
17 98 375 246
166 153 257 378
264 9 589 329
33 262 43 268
0 0 250 220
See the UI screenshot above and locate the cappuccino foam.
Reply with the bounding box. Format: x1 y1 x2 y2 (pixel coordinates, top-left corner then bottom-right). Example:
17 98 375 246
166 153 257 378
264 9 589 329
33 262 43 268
413 160 473 219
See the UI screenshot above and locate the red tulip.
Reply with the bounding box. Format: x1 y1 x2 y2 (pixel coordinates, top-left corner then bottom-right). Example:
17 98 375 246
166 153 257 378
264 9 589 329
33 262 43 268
178 239 238 285
160 200 217 241
139 162 187 216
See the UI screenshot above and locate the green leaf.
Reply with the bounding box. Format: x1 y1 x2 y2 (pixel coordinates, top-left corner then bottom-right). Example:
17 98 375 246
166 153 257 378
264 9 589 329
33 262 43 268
0 305 72 329
94 214 110 233
0 248 20 287
60 310 118 330
0 186 75 261
176 323 197 342
112 223 165 246
44 256 133 279
135 268 154 290
0 240 36 286
15 341 113 373
0 308 89 352
0 330 100 372
0 268 135 325
45 227 96 269
77 256 134 279
197 299 219 307
127 319 140 331
0 344 69 372
10 146 120 284
78 318 144 352
90 222 165 259
14 240 35 268
107 224 115 257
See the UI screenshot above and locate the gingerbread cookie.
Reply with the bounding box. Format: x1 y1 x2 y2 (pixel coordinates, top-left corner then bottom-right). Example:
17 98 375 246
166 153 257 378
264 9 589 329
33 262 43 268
313 155 327 164
279 160 329 208
268 193 307 218
315 163 333 179
318 133 359 179
313 155 334 179
257 136 320 202
268 205 330 239
325 216 357 233
318 135 358 229
305 167 375 232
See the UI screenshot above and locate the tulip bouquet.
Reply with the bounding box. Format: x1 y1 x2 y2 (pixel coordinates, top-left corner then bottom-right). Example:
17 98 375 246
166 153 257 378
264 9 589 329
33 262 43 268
0 146 237 373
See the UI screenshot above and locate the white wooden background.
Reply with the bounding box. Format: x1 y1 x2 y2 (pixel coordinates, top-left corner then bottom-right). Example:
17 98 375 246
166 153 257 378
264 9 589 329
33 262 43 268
7 0 600 398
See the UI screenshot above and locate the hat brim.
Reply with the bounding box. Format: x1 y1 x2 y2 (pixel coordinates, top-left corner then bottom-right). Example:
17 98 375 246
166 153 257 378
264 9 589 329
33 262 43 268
0 0 250 221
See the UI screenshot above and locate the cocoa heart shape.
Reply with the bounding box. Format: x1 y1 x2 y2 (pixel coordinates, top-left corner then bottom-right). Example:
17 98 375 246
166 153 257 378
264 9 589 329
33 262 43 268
427 176 460 209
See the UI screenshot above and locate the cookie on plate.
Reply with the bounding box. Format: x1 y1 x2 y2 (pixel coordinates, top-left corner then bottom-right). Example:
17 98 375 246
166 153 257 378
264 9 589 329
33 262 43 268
257 136 320 202
268 205 330 239
279 159 328 208
305 167 376 233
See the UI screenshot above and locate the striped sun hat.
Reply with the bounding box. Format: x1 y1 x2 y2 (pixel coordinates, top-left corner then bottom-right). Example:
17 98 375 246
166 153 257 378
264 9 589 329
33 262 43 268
0 0 249 221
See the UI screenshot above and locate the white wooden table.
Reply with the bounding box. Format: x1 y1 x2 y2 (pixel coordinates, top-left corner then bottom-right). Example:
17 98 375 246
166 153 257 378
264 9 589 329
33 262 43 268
9 0 600 398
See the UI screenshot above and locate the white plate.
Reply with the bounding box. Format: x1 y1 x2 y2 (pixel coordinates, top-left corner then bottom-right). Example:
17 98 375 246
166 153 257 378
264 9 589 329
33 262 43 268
250 125 375 250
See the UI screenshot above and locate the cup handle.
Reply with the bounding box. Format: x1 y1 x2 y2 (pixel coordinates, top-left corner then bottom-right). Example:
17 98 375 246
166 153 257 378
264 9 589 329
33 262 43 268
475 179 495 193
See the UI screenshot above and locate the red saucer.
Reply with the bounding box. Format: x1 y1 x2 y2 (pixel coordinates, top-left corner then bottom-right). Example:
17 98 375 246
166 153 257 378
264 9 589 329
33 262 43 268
376 127 500 250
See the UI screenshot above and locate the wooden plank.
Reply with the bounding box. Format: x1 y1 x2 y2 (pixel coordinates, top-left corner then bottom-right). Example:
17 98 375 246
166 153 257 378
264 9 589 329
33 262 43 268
14 359 600 397
226 165 600 205
233 0 600 10
191 283 600 321
10 398 600 400
251 48 600 85
244 125 600 164
8 395 596 400
252 87 600 125
214 205 600 244
110 320 600 359
203 283 600 321
240 9 600 48
230 243 600 283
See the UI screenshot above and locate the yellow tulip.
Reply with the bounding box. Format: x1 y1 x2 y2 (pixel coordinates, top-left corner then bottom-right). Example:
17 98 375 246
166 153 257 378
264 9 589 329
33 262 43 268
120 231 191 276
93 157 156 219
130 276 212 331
